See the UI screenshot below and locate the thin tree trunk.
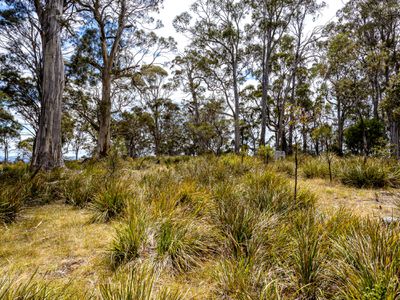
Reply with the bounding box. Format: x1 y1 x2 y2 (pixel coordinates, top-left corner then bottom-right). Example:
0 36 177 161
32 0 64 170
232 57 241 154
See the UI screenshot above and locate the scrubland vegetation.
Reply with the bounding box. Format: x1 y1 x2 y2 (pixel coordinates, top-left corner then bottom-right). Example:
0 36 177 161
1 154 400 299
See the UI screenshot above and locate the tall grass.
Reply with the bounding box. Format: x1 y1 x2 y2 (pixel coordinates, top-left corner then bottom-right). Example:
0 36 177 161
109 209 148 268
98 265 186 300
330 220 400 299
90 181 130 223
155 217 218 272
0 273 70 300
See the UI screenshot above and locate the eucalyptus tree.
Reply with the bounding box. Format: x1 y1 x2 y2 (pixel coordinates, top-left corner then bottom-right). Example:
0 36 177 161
286 0 324 153
72 0 172 157
174 0 249 153
0 0 73 170
247 0 298 147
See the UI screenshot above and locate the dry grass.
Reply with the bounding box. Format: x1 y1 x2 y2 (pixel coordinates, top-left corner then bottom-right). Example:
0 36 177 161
0 203 114 298
297 178 400 218
1 156 400 299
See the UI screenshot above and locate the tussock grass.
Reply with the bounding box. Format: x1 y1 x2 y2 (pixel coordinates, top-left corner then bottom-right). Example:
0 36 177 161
89 181 130 223
109 206 148 268
99 264 187 300
1 154 400 299
155 217 219 272
0 273 71 300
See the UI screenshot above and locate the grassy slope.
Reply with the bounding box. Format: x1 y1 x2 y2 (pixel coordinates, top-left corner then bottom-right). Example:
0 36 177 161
1 156 400 299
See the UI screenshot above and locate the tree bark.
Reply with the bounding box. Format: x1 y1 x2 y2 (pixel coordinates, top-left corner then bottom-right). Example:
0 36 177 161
32 0 64 170
232 57 241 154
97 73 112 157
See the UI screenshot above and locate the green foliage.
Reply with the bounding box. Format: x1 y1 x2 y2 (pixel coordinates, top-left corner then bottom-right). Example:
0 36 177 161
213 258 264 299
344 119 386 154
99 265 186 300
0 187 23 224
302 156 332 179
290 212 323 299
257 145 274 163
331 220 400 299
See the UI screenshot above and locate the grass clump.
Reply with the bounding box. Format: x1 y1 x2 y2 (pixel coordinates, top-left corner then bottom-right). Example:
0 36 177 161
213 258 265 299
339 159 388 188
0 273 70 300
90 182 129 223
213 184 259 257
302 156 332 179
290 211 324 300
99 265 186 300
110 208 148 268
331 220 400 299
156 217 218 272
0 187 23 224
244 172 315 214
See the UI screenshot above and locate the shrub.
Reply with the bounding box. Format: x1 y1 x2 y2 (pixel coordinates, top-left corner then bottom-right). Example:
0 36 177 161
110 211 147 268
89 182 128 223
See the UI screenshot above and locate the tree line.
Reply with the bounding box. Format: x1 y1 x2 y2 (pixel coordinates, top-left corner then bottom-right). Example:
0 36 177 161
1 0 400 170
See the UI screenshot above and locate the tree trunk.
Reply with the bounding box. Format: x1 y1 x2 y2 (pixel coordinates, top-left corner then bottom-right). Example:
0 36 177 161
232 57 241 154
32 0 64 170
97 73 112 157
4 141 8 163
260 38 271 147
389 118 400 159
337 97 344 156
